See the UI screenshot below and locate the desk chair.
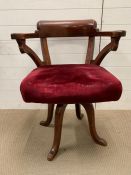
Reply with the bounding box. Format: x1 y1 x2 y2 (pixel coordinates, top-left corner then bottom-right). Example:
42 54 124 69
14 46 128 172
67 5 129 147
11 19 126 161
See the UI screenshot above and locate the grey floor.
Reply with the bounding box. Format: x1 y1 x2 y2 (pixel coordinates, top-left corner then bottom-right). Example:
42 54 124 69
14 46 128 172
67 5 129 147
0 110 131 175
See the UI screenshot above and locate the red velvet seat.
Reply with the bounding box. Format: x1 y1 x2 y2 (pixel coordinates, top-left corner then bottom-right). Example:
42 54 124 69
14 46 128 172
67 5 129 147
20 64 122 104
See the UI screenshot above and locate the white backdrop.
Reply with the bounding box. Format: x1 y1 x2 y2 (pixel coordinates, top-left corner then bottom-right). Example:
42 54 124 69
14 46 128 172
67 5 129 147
0 0 131 109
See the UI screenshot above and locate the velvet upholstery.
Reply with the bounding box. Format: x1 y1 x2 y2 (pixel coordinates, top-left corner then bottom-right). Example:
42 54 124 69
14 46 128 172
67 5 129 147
20 64 122 104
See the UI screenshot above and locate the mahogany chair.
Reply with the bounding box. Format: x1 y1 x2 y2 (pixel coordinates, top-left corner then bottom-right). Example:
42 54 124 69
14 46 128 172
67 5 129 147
11 20 126 161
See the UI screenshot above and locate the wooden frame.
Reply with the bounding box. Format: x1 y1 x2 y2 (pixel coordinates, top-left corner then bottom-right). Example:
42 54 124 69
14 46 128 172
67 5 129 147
11 20 126 161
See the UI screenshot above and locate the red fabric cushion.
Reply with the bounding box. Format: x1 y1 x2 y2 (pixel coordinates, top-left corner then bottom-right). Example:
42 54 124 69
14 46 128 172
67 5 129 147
20 64 122 104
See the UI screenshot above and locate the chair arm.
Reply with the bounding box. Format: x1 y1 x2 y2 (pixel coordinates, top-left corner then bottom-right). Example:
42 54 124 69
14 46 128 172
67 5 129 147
11 31 39 40
11 31 44 67
95 30 126 37
91 30 126 65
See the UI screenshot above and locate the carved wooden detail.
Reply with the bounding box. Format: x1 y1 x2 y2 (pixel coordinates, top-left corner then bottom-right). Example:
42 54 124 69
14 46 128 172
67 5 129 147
85 36 95 64
75 104 84 120
40 38 51 65
40 104 55 127
81 103 107 146
48 104 67 161
92 37 121 65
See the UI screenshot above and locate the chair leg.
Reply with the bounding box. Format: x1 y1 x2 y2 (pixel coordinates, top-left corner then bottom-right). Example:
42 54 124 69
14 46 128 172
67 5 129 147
47 104 67 161
81 103 107 146
75 104 84 120
40 104 54 127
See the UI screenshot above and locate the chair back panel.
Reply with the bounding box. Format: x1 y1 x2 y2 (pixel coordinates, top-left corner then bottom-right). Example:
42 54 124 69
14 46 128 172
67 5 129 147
37 20 97 64
37 19 98 37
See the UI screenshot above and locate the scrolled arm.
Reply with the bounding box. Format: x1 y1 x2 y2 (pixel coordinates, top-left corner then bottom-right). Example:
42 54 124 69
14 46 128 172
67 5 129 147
11 31 44 67
91 30 126 65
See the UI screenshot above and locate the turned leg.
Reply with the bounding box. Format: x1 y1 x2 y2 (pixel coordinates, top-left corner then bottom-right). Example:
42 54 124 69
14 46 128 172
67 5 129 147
40 104 54 127
47 104 67 161
75 104 84 120
81 103 107 146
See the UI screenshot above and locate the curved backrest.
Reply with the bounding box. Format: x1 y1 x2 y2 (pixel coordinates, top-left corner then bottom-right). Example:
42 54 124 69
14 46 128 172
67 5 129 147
37 20 97 64
11 19 126 67
37 19 98 37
